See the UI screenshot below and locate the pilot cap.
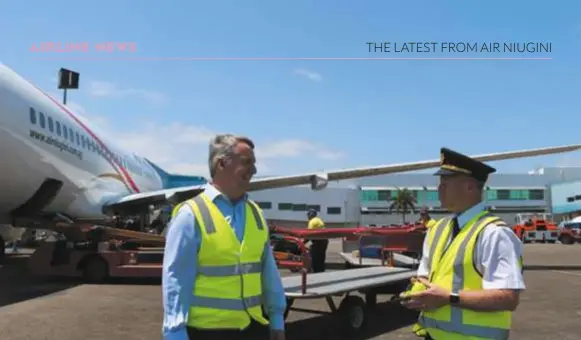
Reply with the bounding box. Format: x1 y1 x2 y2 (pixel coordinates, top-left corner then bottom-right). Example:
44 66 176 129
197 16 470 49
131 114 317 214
433 147 496 183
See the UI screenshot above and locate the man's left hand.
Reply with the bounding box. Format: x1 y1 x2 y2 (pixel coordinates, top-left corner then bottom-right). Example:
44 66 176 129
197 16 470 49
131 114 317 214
401 277 451 311
270 330 285 340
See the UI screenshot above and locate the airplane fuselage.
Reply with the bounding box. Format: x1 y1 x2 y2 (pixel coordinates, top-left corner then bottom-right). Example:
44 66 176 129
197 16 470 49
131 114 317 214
0 64 164 222
1 63 579 227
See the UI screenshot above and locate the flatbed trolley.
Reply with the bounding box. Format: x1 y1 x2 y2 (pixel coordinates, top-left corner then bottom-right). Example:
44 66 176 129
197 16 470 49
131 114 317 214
270 226 365 272
341 226 425 268
280 266 416 333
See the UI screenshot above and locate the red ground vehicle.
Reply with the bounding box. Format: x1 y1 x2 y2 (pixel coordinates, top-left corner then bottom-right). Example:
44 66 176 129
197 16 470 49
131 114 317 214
28 226 165 283
512 213 560 243
557 221 581 245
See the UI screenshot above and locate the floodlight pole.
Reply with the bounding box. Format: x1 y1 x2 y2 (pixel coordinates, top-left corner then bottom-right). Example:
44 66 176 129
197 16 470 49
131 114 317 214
58 68 79 106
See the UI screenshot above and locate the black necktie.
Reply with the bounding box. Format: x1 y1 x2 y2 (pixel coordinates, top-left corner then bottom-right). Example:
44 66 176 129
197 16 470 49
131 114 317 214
451 217 460 239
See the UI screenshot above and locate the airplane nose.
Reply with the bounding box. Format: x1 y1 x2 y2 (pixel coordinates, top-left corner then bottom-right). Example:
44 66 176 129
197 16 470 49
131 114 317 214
0 64 51 215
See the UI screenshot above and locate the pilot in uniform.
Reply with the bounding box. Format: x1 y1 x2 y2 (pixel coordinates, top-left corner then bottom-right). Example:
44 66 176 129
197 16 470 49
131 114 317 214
401 148 525 340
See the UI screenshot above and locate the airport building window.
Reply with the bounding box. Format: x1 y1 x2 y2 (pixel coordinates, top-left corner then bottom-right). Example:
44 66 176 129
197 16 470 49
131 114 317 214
39 112 45 128
360 190 378 202
377 190 391 201
426 190 439 201
56 121 61 136
47 116 54 132
69 128 74 143
496 190 510 200
307 204 321 212
256 201 272 209
76 132 80 145
417 190 437 202
63 125 68 139
29 108 36 124
486 190 497 200
509 189 529 200
278 203 293 210
529 189 544 200
293 204 307 211
327 207 342 215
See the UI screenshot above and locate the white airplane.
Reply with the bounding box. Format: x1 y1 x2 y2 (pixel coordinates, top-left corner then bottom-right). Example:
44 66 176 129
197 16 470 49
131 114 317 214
0 62 580 249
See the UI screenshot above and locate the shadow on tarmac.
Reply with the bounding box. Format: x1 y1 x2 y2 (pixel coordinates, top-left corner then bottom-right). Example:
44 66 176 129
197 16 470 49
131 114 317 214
285 300 419 340
0 255 80 308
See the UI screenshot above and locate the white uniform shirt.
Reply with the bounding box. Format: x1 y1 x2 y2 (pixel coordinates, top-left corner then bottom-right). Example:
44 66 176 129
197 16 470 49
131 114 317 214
417 201 526 290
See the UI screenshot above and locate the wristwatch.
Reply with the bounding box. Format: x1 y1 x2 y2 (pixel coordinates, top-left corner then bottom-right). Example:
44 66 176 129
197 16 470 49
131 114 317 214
449 292 460 305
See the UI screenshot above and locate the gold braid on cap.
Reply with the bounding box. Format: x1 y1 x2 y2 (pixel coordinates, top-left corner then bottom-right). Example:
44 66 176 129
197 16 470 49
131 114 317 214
441 164 472 174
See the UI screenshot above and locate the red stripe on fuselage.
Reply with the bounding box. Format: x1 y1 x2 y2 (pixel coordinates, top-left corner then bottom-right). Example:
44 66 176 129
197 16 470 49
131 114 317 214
25 82 141 193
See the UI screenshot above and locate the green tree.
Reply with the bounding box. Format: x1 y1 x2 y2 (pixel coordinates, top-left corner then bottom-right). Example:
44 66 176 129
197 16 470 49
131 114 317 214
388 188 417 223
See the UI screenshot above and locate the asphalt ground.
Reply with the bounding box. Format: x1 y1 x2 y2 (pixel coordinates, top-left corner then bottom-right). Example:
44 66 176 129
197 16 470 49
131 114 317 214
0 241 580 340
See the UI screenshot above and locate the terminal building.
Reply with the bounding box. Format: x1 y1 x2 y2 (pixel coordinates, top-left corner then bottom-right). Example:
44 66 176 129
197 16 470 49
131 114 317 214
248 167 581 228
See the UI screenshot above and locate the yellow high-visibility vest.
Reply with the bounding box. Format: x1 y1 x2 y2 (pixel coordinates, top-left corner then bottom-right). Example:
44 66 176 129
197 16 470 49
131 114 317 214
425 219 437 228
174 193 270 330
418 211 515 340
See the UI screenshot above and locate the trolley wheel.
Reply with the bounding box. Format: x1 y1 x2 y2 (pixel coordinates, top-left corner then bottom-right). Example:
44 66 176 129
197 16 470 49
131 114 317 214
560 234 574 245
365 292 377 307
82 256 109 283
338 295 367 333
0 236 5 264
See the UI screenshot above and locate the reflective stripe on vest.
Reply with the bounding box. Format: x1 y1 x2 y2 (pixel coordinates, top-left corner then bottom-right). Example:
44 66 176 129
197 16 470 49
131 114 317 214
183 193 269 329
425 217 451 274
419 212 511 340
190 194 264 280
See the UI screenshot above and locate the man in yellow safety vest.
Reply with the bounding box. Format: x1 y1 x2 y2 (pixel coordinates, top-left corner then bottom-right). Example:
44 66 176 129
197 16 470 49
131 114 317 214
162 134 286 340
401 147 525 340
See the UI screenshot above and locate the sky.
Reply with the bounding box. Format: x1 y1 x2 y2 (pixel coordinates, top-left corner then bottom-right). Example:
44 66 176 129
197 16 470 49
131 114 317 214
1 1 580 178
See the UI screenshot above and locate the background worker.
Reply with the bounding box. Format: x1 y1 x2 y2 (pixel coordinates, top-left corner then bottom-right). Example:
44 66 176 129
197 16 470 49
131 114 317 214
401 147 525 340
306 209 328 273
162 134 286 340
418 207 436 229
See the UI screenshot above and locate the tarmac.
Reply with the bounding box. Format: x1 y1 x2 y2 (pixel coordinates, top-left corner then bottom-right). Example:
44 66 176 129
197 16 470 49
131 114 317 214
0 241 580 339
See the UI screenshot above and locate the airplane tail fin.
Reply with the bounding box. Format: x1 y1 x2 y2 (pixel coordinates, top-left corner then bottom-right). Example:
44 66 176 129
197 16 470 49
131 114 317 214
145 159 207 189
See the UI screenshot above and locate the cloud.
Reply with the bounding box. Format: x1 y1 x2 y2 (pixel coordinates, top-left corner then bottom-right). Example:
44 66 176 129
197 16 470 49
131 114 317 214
294 68 323 82
256 139 344 160
62 101 344 178
49 77 167 104
88 81 167 104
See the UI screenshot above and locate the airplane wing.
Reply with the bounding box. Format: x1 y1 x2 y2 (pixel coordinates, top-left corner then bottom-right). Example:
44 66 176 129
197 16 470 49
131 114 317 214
102 185 205 215
102 143 581 215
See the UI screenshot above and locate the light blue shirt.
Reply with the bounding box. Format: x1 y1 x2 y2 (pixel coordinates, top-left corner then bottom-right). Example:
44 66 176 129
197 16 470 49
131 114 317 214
162 184 287 340
455 200 487 229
